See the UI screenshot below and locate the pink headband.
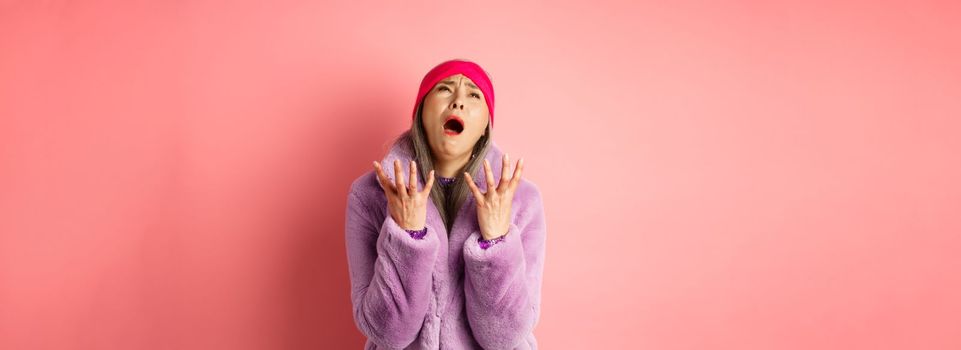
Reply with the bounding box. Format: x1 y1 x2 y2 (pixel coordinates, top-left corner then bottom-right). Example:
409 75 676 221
411 59 496 128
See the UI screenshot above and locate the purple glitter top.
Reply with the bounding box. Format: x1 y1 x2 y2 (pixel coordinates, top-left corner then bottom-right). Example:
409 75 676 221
437 175 457 186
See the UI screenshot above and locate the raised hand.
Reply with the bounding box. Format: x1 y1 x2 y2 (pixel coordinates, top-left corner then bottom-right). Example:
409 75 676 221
464 153 524 240
373 159 435 231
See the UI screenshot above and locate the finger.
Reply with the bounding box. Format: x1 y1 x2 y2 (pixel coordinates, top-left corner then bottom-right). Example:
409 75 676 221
423 170 435 194
393 159 407 197
372 161 394 193
463 172 485 202
498 153 511 192
483 159 495 193
409 160 418 193
509 157 524 191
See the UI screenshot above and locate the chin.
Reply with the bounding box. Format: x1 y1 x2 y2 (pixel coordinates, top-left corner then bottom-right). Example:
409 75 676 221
436 144 469 159
429 141 458 157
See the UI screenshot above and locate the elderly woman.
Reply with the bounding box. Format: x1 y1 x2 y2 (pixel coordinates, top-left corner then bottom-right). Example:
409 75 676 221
344 59 547 349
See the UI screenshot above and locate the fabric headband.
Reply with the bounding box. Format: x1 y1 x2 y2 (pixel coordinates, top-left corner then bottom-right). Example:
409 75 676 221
411 59 495 129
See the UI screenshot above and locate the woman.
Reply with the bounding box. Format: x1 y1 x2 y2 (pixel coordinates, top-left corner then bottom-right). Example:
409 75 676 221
344 59 547 349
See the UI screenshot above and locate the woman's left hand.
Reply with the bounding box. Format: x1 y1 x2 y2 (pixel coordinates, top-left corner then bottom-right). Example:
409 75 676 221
464 153 525 240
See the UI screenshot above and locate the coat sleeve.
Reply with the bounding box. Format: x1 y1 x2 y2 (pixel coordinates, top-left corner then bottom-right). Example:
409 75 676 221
462 185 547 350
345 189 440 349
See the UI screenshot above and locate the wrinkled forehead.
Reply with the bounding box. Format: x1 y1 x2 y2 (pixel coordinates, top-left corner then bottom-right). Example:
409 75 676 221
434 73 480 89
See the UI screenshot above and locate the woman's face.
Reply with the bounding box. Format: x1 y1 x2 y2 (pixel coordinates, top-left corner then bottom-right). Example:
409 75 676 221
421 73 490 161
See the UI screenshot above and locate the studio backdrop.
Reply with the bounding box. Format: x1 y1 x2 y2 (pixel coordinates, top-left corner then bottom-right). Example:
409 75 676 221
1 0 959 349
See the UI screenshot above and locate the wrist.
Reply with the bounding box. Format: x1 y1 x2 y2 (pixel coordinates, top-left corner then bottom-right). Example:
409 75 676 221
479 227 508 241
396 217 425 231
401 224 425 231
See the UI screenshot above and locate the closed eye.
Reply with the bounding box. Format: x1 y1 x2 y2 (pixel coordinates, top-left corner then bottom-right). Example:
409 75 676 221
437 85 480 99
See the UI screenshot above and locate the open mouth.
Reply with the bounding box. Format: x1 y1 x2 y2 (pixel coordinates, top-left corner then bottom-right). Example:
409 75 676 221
443 115 465 135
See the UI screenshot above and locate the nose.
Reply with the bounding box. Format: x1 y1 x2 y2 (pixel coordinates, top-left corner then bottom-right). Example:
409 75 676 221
450 101 464 110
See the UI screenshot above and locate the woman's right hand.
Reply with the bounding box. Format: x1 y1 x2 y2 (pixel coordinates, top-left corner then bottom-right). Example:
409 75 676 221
373 159 435 231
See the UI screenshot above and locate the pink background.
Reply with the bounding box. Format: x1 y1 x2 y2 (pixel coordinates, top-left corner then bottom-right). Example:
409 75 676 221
2 0 960 349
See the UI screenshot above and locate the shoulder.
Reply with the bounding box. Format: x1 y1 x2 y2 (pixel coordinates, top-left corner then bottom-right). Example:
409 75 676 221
345 170 388 233
512 177 544 214
348 170 386 207
510 177 547 239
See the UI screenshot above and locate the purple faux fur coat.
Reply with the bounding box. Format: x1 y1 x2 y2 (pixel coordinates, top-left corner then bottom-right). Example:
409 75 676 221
345 138 547 349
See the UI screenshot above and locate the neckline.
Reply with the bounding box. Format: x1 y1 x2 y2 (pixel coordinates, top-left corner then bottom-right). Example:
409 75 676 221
436 175 457 186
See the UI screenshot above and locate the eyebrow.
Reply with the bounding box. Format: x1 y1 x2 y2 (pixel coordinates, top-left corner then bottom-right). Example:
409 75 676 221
439 80 479 90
